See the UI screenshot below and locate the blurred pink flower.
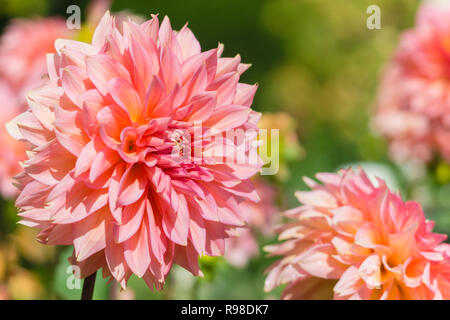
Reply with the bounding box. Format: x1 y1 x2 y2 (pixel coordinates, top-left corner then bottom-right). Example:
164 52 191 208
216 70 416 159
265 168 450 300
225 228 259 268
375 2 450 163
225 179 279 267
9 12 262 290
0 17 71 95
0 17 71 199
0 81 27 198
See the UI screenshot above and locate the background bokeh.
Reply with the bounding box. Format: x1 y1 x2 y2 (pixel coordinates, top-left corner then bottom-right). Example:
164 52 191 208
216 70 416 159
3 0 449 300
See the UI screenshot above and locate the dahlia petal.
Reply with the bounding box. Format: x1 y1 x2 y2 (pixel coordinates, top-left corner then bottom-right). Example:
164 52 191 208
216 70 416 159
233 83 258 107
108 77 142 122
204 220 226 256
61 66 89 107
388 223 419 264
89 147 120 183
295 190 338 208
189 210 206 254
171 179 205 199
176 25 201 60
101 34 124 63
114 195 145 243
331 236 356 261
192 193 219 222
359 254 382 288
144 76 165 117
124 220 151 277
8 111 52 146
53 187 108 224
18 208 50 221
145 199 166 263
237 63 251 75
333 265 363 297
402 257 425 288
105 241 127 283
46 172 75 202
53 104 86 156
223 179 260 203
80 89 103 138
187 92 217 121
59 46 89 70
354 225 382 249
158 16 173 48
92 10 114 49
150 83 178 118
140 14 159 43
55 37 97 58
207 72 239 105
204 183 245 226
205 104 251 131
24 140 75 186
85 54 131 95
181 49 217 84
27 85 61 131
173 242 202 276
46 53 59 81
129 37 158 94
159 45 181 94
182 62 208 99
123 20 154 56
45 224 75 245
217 55 241 77
108 163 126 223
75 140 97 177
297 244 346 279
161 192 189 245
117 164 148 206
73 208 111 261
331 206 364 236
97 104 131 148
16 180 50 209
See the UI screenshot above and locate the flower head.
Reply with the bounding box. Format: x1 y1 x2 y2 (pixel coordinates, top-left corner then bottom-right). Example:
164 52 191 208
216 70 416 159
265 168 450 299
9 12 261 289
374 2 450 163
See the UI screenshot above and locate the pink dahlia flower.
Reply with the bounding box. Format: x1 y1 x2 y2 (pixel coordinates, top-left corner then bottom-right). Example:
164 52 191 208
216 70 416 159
265 168 450 300
0 81 27 198
9 12 262 289
225 179 279 267
374 2 450 163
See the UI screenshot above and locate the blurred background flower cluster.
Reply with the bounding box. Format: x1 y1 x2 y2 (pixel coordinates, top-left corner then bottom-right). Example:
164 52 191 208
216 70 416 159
3 0 450 299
